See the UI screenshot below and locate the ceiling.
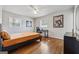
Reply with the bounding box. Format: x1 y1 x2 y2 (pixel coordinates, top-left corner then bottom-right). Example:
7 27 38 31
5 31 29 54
2 5 74 18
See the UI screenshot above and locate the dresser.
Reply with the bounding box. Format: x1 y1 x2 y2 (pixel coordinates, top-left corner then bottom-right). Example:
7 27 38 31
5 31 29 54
64 32 79 54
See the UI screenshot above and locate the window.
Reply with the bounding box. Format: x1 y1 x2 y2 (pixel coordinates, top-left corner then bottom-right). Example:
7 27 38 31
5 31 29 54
9 17 20 27
40 20 48 28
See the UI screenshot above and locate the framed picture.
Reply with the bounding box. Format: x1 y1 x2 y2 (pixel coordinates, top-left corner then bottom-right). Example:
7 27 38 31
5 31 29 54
53 15 64 28
26 21 32 27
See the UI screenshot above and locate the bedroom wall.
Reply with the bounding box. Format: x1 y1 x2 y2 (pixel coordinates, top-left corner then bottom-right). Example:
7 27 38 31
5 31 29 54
0 6 2 50
2 10 34 34
0 6 2 32
76 6 79 39
0 6 2 24
35 8 74 39
76 7 79 30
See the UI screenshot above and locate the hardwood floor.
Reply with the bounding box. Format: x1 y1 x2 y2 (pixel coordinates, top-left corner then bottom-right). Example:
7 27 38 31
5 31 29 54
10 37 64 54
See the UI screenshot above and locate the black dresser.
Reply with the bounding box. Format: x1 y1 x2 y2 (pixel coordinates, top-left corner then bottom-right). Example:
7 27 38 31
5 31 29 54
64 32 79 54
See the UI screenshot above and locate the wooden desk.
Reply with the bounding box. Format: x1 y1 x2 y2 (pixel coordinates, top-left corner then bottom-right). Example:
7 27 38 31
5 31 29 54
41 30 48 37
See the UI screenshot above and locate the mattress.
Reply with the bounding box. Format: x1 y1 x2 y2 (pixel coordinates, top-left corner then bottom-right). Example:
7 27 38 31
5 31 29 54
2 32 40 47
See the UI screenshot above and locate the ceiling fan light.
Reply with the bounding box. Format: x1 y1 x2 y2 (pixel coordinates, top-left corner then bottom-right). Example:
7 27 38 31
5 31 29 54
34 10 37 14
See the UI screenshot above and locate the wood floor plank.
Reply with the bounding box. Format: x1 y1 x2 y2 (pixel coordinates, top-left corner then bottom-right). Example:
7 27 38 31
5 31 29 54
10 37 64 54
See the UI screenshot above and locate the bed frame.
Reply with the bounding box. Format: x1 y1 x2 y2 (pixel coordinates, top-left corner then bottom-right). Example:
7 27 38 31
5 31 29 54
1 32 42 51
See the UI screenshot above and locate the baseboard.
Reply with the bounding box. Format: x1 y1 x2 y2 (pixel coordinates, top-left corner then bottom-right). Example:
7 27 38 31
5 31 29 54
41 36 63 40
0 51 8 54
48 37 63 40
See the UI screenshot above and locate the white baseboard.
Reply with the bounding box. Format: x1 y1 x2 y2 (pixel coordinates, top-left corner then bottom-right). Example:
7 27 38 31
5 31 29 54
0 51 8 54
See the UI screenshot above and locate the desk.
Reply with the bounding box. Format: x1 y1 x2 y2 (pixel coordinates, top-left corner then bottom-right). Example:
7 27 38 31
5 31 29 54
36 27 48 37
41 30 48 37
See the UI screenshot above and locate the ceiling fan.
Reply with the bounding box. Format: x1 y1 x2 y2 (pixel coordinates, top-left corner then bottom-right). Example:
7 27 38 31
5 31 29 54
30 5 39 14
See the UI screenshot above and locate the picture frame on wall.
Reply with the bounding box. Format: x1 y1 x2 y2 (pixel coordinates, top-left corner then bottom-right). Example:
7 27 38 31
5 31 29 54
53 15 64 28
26 21 32 27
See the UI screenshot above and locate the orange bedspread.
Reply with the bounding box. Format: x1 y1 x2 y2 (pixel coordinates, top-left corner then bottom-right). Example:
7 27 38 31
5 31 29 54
2 32 40 47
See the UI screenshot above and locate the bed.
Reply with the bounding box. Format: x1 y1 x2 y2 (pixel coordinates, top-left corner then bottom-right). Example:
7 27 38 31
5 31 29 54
1 32 42 51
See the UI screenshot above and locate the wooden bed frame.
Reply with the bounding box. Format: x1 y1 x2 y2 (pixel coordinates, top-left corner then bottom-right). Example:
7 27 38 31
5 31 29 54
1 32 42 51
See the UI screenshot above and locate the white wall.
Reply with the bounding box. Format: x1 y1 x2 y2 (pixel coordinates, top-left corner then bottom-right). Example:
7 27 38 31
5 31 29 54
76 7 79 29
2 10 34 34
35 8 73 39
76 6 79 39
0 6 2 24
0 6 2 32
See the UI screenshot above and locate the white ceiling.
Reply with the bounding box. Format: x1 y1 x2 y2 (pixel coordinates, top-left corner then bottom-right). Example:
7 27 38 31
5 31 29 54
2 5 74 18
